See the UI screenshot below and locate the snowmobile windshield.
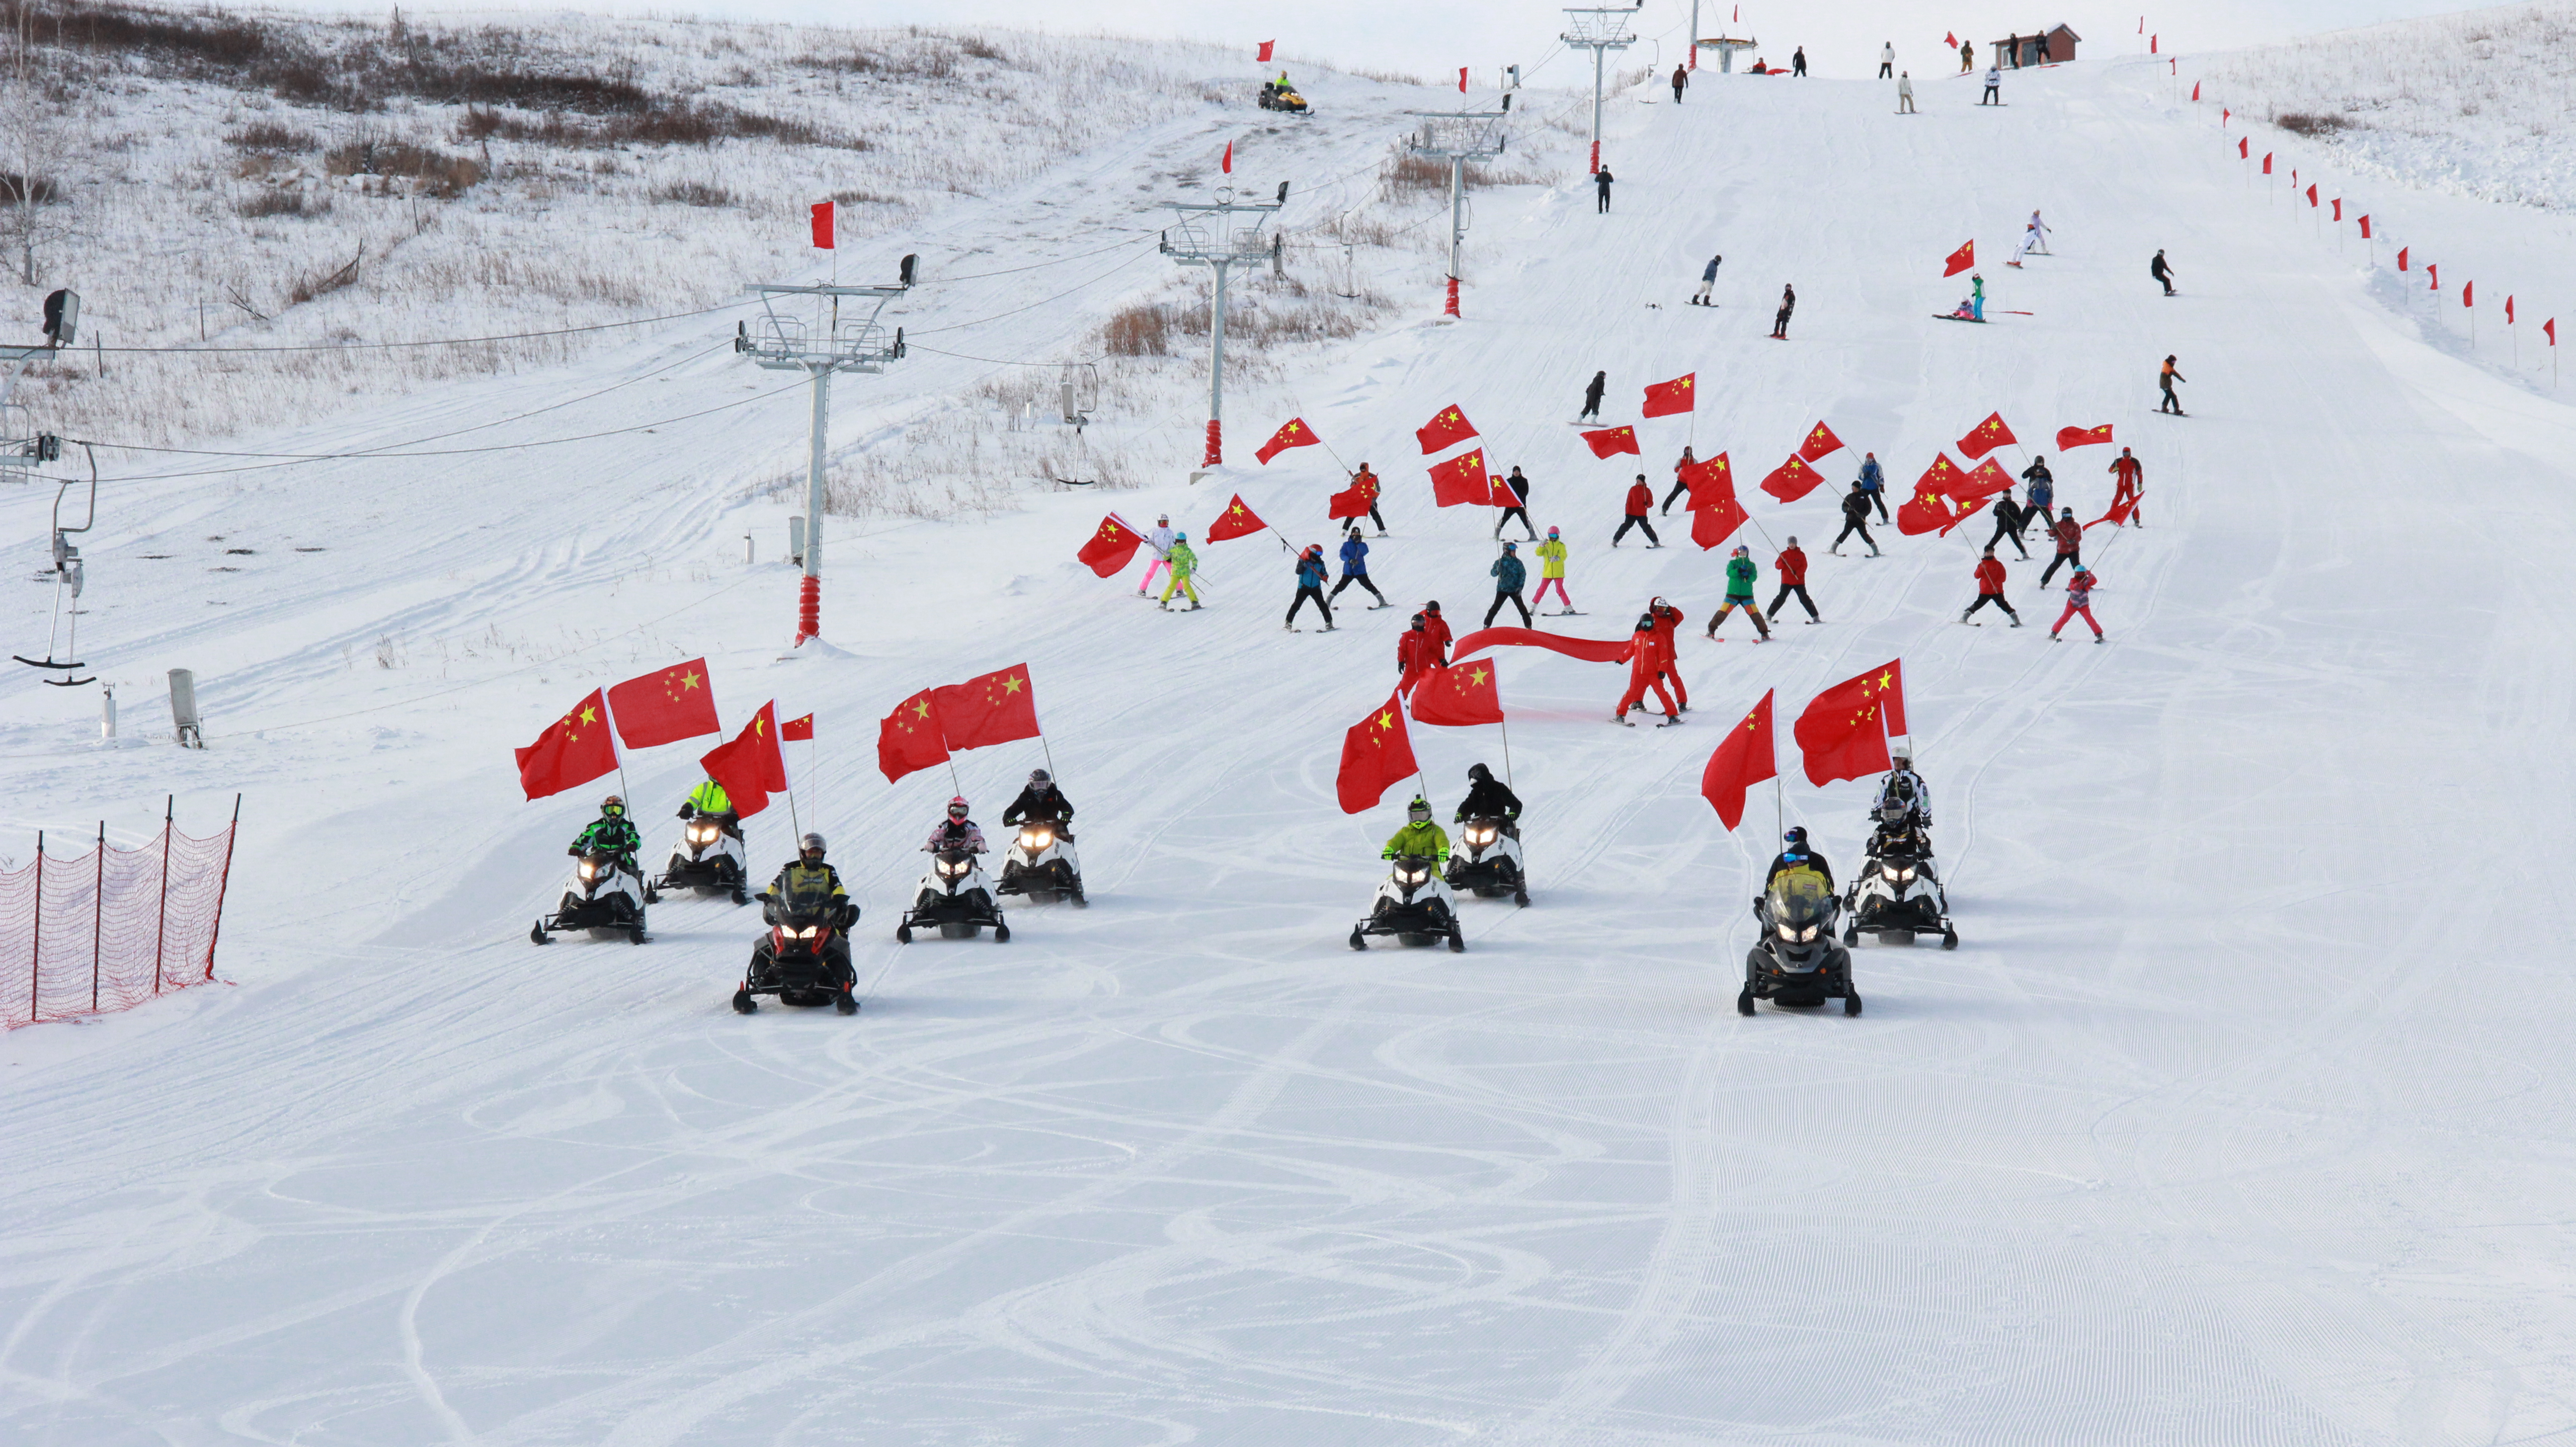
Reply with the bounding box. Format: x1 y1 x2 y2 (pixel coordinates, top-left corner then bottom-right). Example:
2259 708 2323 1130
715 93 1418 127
1767 870 1834 928
774 872 838 923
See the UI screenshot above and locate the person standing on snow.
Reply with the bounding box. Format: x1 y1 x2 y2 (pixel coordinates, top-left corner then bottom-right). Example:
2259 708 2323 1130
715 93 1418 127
1961 545 2023 626
2051 564 2105 643
1484 541 1533 626
1579 370 1607 422
2108 447 2146 525
1532 526 1574 613
1791 46 1808 76
1495 466 1535 540
1986 492 2029 559
1349 463 1386 534
1420 600 1453 666
1879 42 1895 79
2019 455 2054 516
1981 65 2002 104
1692 253 1722 306
1157 532 1201 610
1833 482 1881 556
1660 446 1700 514
1768 537 1821 623
1706 545 1772 641
2040 507 2085 585
2158 354 2186 414
1396 613 1435 691
1671 64 1688 102
1137 513 1176 597
1330 525 1388 608
1286 543 1335 630
2151 248 2177 297
1856 452 1889 521
1613 474 1661 547
1594 165 1615 214
1897 71 1916 113
1614 614 1680 725
1969 272 1986 320
1648 597 1689 708
1771 283 1796 339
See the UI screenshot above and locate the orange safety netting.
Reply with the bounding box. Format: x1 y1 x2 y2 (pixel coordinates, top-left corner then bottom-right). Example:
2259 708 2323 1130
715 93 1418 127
1 820 237 1029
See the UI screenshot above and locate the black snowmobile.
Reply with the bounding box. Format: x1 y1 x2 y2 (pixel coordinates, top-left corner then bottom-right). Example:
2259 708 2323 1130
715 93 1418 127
1844 823 1956 948
649 804 748 905
898 847 1010 943
1444 816 1529 906
1351 853 1464 952
1739 868 1860 1016
531 849 647 945
734 876 858 1014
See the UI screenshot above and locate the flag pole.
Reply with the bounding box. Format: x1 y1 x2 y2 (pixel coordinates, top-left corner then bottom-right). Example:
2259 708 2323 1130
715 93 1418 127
1499 711 1514 789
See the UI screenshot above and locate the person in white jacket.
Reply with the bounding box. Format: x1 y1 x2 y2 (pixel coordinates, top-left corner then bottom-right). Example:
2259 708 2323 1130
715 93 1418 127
1136 514 1175 598
1897 71 1915 113
1878 42 1895 79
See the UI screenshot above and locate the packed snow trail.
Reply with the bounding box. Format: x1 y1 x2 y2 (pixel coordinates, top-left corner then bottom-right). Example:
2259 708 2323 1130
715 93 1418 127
7 56 2576 1447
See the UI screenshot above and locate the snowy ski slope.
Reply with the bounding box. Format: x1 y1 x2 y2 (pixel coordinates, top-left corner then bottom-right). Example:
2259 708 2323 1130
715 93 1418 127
7 47 2576 1447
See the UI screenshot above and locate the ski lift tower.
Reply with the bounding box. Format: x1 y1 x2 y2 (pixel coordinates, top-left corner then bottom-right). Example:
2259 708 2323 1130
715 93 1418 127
1405 104 1511 319
1702 35 1758 72
735 260 912 647
1160 181 1287 471
1561 6 1639 175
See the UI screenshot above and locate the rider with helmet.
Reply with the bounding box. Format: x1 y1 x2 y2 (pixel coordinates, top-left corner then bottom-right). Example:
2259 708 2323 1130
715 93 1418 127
1874 745 1932 827
924 796 989 854
1001 770 1075 837
1454 763 1522 836
1381 797 1451 866
678 778 741 839
572 795 642 866
759 832 858 930
1767 825 1834 888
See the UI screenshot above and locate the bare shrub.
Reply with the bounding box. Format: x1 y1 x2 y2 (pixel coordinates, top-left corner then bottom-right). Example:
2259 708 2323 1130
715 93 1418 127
1350 65 1427 85
649 179 735 207
1102 303 1172 356
958 36 1004 62
830 187 902 205
323 136 483 196
2273 111 2354 136
224 120 316 151
237 187 326 217
1381 152 1449 198
455 100 851 149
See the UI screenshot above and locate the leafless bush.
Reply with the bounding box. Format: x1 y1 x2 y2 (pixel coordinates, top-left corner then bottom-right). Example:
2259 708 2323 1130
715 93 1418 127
1102 302 1172 357
830 187 901 205
2273 111 2355 136
323 135 482 196
0 172 60 204
455 101 851 149
958 36 1004 62
1349 65 1427 85
223 120 316 151
237 187 325 217
649 179 735 207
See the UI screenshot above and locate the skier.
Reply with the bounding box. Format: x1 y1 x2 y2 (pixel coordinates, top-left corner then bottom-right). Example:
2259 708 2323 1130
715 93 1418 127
1768 825 1833 887
1156 531 1201 610
1001 769 1076 835
2021 455 2054 525
1959 38 1975 73
2051 565 2105 643
1648 597 1689 709
1331 524 1388 607
1350 463 1386 533
1791 46 1807 76
2150 248 2176 296
1287 543 1335 631
1421 600 1453 665
1484 540 1532 626
1396 614 1435 691
1495 465 1535 539
924 796 989 855
1962 545 2023 626
1579 370 1607 422
1968 271 1986 321
1532 526 1574 613
1986 492 2029 559
1137 513 1176 597
1897 71 1916 113
2039 506 2084 585
1671 64 1688 102
2158 354 2186 414
1879 41 1895 79
571 794 643 871
1455 762 1523 833
1767 537 1821 623
1706 545 1771 641
1981 64 2001 104
1612 475 1661 547
1382 797 1452 866
1594 165 1614 214
1692 253 1721 306
1832 482 1881 556
1613 614 1679 725
2108 447 2146 525
1856 452 1889 521
1771 283 1796 339
1660 446 1699 514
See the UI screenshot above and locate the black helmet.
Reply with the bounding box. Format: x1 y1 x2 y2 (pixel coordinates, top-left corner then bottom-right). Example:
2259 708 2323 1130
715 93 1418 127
1407 797 1432 822
1635 614 1656 632
1029 768 1051 785
1783 825 1808 849
1468 763 1491 782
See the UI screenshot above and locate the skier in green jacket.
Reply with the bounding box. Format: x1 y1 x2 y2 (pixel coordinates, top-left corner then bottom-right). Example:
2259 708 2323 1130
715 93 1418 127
1158 533 1201 610
1705 545 1772 641
1381 797 1451 865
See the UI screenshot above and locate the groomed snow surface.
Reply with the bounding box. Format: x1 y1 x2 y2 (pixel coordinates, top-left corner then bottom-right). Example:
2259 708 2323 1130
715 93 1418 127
8 37 2576 1447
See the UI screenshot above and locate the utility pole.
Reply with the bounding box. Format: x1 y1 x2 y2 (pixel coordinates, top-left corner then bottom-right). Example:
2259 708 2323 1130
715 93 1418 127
1405 103 1510 319
1159 181 1287 471
1561 6 1639 175
735 258 913 647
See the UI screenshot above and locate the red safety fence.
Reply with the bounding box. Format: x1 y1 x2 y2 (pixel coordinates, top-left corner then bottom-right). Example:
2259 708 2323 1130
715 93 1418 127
2 797 240 1030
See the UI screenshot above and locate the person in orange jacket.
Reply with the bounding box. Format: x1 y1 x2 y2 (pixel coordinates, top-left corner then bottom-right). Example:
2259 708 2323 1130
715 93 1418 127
1612 475 1661 546
1613 613 1679 724
1396 613 1437 691
1961 545 2023 626
1648 597 1688 711
1768 536 1821 623
2108 447 2145 526
2040 506 2085 585
1419 600 1453 665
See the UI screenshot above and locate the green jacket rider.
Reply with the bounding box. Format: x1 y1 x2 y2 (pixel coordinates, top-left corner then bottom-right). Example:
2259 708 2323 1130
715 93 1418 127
683 779 733 817
571 795 642 860
1381 797 1452 865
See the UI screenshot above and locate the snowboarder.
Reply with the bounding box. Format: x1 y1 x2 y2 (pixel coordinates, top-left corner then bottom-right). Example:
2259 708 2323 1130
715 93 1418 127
2158 354 2186 414
1879 42 1895 79
1981 65 2002 104
1157 532 1201 610
1397 614 1435 691
1671 64 1688 102
1706 545 1771 641
2051 564 2105 642
2151 248 2176 296
1961 545 2022 626
1613 614 1679 724
1595 165 1614 214
1421 600 1453 665
1382 797 1451 866
1330 524 1388 607
1137 513 1176 597
571 794 643 872
924 797 989 855
1660 446 1699 514
1792 46 1808 76
1612 475 1661 546
2108 447 2145 525
1484 541 1531 626
2020 455 2054 524
1532 526 1574 613
1771 283 1796 339
1648 597 1688 709
1768 825 1833 888
2040 507 2084 585
1350 464 1386 533
2025 209 2051 253
1959 38 1975 72
1579 370 1607 422
1495 466 1535 539
1768 537 1820 623
1897 71 1916 113
1692 253 1721 306
1287 543 1335 630
1833 482 1881 556
1856 452 1889 521
1986 493 2029 559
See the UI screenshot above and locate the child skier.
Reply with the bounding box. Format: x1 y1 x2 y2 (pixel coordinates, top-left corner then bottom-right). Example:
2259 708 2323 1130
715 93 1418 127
2051 565 2105 642
1157 532 1200 610
1706 545 1771 641
1137 513 1175 597
1532 527 1574 613
2040 506 2084 585
1484 541 1532 626
1286 543 1334 630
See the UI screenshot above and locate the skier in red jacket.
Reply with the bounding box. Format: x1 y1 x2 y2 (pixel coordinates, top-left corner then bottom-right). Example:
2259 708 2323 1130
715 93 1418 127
1648 597 1688 711
2051 565 2104 642
1961 545 2023 626
1420 600 1453 665
1396 614 1436 692
1612 475 1661 547
2039 506 2084 585
2107 448 2145 526
1766 537 1820 623
1613 614 1679 724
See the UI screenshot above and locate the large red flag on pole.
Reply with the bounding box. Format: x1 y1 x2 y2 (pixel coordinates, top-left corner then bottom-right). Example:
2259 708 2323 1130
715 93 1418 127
1796 420 1846 463
1682 451 1735 511
1793 662 1907 786
1415 404 1478 454
701 701 790 818
1256 39 1275 62
1205 493 1268 541
1699 690 1775 830
1408 659 1505 727
931 665 1040 751
1641 374 1696 417
1580 425 1640 459
2055 423 2114 450
1955 411 2017 460
876 689 951 783
1758 455 1826 503
1255 417 1320 464
1428 448 1493 507
1336 693 1420 813
809 201 834 250
1076 515 1142 577
515 689 620 800
1691 489 1750 550
1942 241 1975 277
606 658 721 749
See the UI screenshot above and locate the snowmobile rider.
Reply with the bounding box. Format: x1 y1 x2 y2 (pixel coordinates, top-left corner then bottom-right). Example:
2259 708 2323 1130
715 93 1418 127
677 778 741 838
1875 747 1932 827
1454 762 1523 837
759 833 859 930
1001 769 1075 838
1868 800 1933 859
924 796 989 854
571 795 642 867
1382 797 1452 867
1767 826 1833 889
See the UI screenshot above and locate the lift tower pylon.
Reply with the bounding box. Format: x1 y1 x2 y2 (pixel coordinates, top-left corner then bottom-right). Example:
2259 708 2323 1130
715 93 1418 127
1406 106 1510 319
1159 181 1286 470
1561 6 1639 176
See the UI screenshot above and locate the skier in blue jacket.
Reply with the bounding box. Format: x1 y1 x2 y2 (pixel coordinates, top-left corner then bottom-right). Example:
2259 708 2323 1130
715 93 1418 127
1286 543 1335 631
1856 453 1890 522
1329 524 1387 608
1484 541 1532 626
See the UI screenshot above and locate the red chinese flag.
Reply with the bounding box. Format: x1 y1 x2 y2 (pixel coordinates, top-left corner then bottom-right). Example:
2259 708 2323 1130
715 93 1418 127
2085 495 2140 531
1758 454 1825 503
1796 420 1846 463
1794 661 1906 787
1960 457 2015 500
514 689 620 800
1076 515 1142 577
1699 690 1775 831
606 657 721 748
2306 183 2319 207
931 664 1040 751
877 688 951 783
1581 425 1640 459
2462 280 2473 308
1896 482 1960 537
1428 448 1492 507
2055 423 2113 450
1336 693 1420 813
1221 140 1233 174
2360 214 2372 239
1641 374 1696 417
1956 410 2017 460
1942 241 1975 277
701 701 791 818
1409 659 1504 727
1486 473 1519 508
2261 152 2272 174
1256 39 1274 62
1691 488 1750 550
1205 493 1267 542
1684 451 1735 511
809 201 834 250
782 713 814 742
2238 137 2248 159
1256 416 1319 464
1327 480 1370 520
1415 404 1478 454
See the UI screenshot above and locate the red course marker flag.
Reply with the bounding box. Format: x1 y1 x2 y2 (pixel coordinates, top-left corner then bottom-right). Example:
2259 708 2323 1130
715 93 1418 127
2223 107 2231 126
876 689 950 784
1221 140 1233 174
1204 493 1267 542
782 713 814 742
1942 240 1975 277
1796 420 1846 463
1580 425 1641 459
932 665 1040 752
2332 197 2342 221
1641 373 1696 417
2397 245 2407 270
2547 318 2558 345
2306 183 2319 207
2261 152 2272 174
608 657 721 749
1458 67 1469 93
1255 416 1318 464
2055 423 2114 450
809 201 834 250
1428 448 1492 507
1415 404 1478 453
1758 454 1826 503
2238 137 2248 159
2359 214 2372 239
2191 80 2200 101
2505 296 2514 324
1956 411 2017 460
1336 692 1420 814
1257 40 1275 62
515 689 620 801
1076 514 1142 577
702 701 792 818
1409 659 1504 727
1793 662 1907 787
2428 262 2438 290
2463 280 2473 308
1944 31 1956 47
1699 690 1775 832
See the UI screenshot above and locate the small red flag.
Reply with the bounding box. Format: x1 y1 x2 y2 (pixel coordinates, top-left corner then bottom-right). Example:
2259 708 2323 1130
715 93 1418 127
2223 107 2230 126
702 701 792 818
2238 137 2249 159
2462 280 2473 308
1205 493 1267 542
1641 373 1696 418
1221 140 1233 174
1076 514 1142 577
606 657 721 748
2547 318 2558 345
1691 488 1750 550
1683 451 1735 511
1699 690 1775 831
1758 454 1825 504
1796 420 1846 463
1458 67 1469 93
2055 423 2113 450
1327 479 1370 521
2397 245 2407 270
1256 416 1319 464
2505 296 2514 324
2261 152 2272 174
2306 183 2319 207
1794 662 1906 787
2360 214 2372 239
2085 495 2141 531
1409 658 1504 727
1581 425 1641 459
514 689 620 801
2428 263 2439 290
1944 31 1956 47
876 689 950 784
932 665 1040 751
2332 197 2342 221
1415 404 1478 454
2191 80 2200 101
782 713 814 742
1428 448 1492 507
1256 39 1274 62
1942 240 1975 277
2150 34 2157 53
809 201 834 250
1955 410 2017 460
1336 692 1420 814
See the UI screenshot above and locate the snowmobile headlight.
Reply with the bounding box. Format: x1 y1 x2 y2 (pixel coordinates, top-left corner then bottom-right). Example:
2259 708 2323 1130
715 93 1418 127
688 824 719 845
1897 867 1916 882
795 925 821 939
1779 923 1816 943
1398 866 1429 885
937 857 969 880
1465 825 1496 847
578 860 599 881
1022 827 1053 850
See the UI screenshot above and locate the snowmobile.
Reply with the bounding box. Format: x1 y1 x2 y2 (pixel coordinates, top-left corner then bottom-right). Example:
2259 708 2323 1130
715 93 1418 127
648 805 747 905
996 818 1085 906
733 876 858 1014
1258 80 1311 114
1350 854 1465 952
1738 868 1859 1015
530 849 647 945
1444 816 1529 906
898 848 1010 942
1843 829 1957 948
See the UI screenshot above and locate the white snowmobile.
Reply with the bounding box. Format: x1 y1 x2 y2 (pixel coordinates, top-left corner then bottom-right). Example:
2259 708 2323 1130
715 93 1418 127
997 819 1085 906
1351 854 1465 952
1844 815 1956 948
898 848 1010 943
531 849 648 945
1739 867 1859 1015
1444 816 1529 907
648 804 748 905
